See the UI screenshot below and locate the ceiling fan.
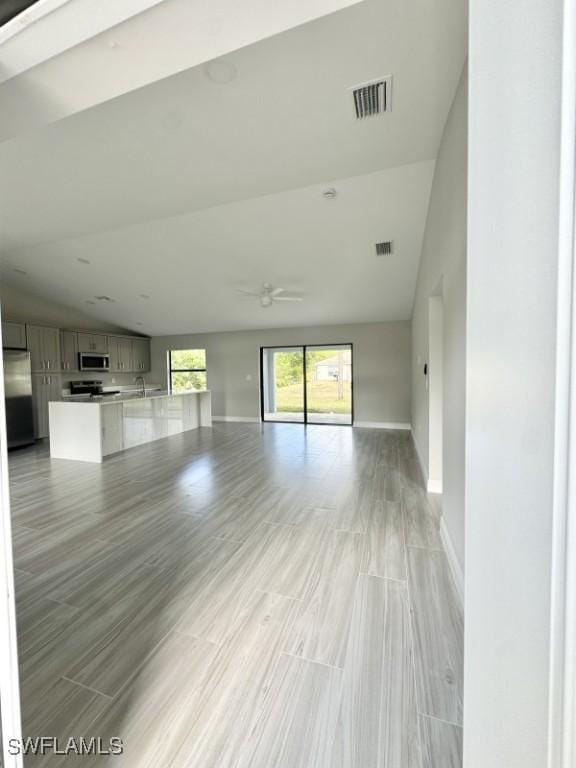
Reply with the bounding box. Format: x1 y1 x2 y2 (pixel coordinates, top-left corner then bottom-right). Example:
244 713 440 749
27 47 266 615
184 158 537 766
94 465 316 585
236 282 304 308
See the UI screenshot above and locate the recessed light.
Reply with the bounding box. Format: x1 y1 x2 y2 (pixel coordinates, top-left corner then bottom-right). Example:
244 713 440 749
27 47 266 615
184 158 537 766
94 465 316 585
322 188 337 199
13 268 27 275
77 258 91 265
204 59 237 84
139 294 150 300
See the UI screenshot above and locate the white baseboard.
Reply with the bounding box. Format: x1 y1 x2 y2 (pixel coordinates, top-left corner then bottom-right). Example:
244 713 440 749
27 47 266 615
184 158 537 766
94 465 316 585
354 421 411 430
440 517 464 608
427 478 443 494
213 417 412 430
212 415 260 423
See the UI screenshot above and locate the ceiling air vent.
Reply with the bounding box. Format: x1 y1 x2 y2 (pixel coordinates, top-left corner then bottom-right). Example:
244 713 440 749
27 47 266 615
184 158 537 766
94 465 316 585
351 77 392 119
375 241 393 256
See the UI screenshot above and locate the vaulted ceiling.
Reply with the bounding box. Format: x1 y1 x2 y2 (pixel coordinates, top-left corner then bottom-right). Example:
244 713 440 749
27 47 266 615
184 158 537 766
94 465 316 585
0 0 467 335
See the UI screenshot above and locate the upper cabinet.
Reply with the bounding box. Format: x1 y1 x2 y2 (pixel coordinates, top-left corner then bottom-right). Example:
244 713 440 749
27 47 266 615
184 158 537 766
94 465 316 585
60 331 78 371
27 325 61 372
4 320 150 375
1 322 26 349
109 336 133 373
77 333 108 353
132 338 151 372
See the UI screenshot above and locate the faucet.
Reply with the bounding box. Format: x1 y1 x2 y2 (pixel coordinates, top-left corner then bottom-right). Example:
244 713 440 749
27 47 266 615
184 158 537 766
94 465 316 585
134 375 146 397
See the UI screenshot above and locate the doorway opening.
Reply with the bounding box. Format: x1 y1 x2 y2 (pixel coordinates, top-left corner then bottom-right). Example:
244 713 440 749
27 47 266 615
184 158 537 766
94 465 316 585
260 344 353 425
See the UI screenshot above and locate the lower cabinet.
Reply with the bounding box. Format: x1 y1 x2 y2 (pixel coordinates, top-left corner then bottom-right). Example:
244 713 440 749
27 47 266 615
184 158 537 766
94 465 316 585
32 374 61 439
101 404 124 456
49 392 212 462
122 395 198 450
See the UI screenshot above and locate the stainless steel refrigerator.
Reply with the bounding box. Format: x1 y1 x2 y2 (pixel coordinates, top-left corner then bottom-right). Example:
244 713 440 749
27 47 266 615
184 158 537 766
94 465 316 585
3 348 34 448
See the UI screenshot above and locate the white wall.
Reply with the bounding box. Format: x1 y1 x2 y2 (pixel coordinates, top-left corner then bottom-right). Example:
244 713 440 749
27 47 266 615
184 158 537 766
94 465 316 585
428 294 444 492
150 321 411 425
0 282 130 334
0 283 159 389
411 66 467 570
465 0 562 765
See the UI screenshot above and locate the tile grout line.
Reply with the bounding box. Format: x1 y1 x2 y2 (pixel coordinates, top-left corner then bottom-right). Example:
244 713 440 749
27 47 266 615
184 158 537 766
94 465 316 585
419 712 463 729
254 588 304 603
208 534 247 545
358 571 407 583
399 470 426 765
280 650 344 673
61 676 114 700
44 595 81 610
172 627 223 648
406 543 445 553
11 426 456 763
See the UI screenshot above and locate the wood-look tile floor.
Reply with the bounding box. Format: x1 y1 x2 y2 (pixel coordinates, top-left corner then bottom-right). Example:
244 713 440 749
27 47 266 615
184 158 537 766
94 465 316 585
8 422 463 767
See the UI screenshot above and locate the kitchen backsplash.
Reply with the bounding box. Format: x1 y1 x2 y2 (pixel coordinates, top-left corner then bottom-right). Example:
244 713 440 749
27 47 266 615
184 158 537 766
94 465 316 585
62 372 162 392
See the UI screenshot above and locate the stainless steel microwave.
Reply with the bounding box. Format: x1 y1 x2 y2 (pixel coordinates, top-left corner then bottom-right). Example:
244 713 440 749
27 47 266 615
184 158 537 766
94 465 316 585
79 352 110 372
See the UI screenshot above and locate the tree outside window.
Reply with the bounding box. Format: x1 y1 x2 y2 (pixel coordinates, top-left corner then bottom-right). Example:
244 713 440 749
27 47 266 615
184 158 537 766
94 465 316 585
169 349 207 392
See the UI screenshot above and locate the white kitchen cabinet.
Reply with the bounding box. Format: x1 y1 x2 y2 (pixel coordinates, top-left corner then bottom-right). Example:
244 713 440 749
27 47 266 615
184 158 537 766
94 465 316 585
32 373 61 439
108 337 120 372
182 393 200 430
101 403 124 456
77 333 108 353
43 329 61 372
27 326 43 371
123 397 155 447
109 336 133 373
50 390 211 462
60 331 79 371
27 325 61 373
1 322 26 349
131 338 150 372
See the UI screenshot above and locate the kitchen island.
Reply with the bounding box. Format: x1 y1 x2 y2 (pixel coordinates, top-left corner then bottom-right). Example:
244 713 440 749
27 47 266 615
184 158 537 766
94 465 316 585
49 390 212 463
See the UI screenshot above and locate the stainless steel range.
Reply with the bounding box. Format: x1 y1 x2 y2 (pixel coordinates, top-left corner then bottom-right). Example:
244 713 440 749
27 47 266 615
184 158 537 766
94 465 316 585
69 381 120 398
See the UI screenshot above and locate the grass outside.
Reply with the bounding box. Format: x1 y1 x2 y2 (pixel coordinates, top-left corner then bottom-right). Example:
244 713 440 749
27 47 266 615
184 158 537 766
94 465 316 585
275 381 352 414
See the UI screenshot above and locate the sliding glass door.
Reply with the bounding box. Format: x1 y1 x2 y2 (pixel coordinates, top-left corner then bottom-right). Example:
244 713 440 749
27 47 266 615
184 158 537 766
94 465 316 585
261 347 305 423
305 345 353 425
260 344 353 425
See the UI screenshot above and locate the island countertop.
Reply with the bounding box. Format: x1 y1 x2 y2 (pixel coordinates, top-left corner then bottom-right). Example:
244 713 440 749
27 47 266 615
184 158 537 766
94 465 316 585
61 389 210 405
49 389 212 462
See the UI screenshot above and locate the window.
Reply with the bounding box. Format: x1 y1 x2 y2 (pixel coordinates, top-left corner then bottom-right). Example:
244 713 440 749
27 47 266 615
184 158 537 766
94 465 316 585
1 1 43 28
169 349 207 393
